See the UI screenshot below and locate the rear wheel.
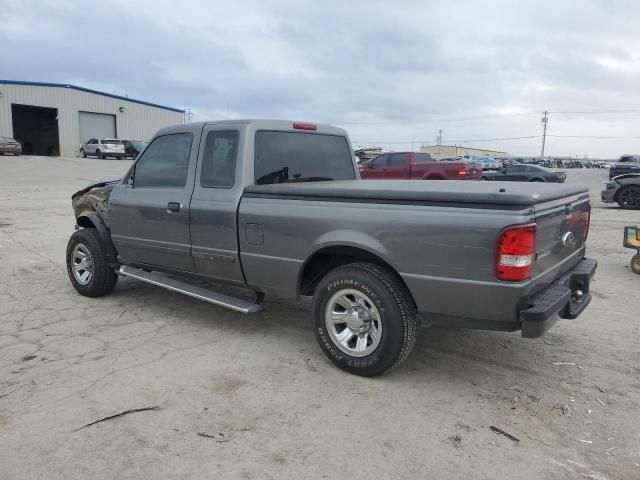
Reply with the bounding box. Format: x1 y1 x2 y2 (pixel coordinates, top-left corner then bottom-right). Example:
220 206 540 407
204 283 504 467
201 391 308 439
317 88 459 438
66 229 118 297
312 262 417 376
631 254 640 275
618 186 640 210
97 150 104 159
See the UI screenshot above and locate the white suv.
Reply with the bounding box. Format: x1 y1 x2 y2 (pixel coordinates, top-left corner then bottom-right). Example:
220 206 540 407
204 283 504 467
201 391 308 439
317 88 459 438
80 138 126 159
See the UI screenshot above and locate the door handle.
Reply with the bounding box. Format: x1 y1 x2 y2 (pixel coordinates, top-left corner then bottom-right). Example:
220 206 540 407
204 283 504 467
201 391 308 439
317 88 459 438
167 202 182 213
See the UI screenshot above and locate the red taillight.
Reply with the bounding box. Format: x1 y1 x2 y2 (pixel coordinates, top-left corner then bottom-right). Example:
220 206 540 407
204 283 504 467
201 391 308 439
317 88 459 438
293 122 317 130
458 167 467 177
496 224 536 281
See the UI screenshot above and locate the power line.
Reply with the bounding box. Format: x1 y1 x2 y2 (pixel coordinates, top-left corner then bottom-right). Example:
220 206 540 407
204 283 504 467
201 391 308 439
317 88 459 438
336 111 538 126
549 109 640 114
352 135 541 144
548 134 640 139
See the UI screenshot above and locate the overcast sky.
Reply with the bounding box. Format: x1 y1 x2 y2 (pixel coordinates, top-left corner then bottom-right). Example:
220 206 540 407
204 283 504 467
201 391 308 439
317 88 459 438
2 0 640 157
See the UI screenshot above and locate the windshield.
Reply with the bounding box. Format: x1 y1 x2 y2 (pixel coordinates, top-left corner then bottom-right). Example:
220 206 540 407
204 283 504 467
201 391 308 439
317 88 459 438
254 131 356 184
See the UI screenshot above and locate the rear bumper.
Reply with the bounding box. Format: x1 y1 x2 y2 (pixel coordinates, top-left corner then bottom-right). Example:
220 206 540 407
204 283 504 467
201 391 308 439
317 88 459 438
519 257 597 338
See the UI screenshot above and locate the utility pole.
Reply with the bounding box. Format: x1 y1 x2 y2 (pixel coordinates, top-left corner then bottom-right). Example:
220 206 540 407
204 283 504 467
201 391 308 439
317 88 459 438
184 108 193 123
540 110 549 158
436 129 442 145
411 136 415 152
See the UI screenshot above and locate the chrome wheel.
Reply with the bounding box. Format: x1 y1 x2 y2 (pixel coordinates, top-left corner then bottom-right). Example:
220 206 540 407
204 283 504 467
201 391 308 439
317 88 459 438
325 288 382 357
72 243 94 285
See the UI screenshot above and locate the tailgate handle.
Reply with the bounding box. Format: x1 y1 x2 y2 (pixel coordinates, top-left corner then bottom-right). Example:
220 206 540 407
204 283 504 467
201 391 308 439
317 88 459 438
167 202 181 213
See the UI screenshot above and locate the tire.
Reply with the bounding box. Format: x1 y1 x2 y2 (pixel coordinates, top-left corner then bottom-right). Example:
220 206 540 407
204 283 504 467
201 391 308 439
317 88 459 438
80 149 86 158
97 150 104 159
529 177 544 182
631 254 640 275
311 262 417 376
66 228 118 297
617 186 640 210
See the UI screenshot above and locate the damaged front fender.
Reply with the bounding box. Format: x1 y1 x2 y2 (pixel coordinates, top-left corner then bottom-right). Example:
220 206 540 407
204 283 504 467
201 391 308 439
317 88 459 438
71 177 120 226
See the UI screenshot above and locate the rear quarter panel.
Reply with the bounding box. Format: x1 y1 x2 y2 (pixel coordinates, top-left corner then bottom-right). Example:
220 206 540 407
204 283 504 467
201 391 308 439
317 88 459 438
238 196 535 322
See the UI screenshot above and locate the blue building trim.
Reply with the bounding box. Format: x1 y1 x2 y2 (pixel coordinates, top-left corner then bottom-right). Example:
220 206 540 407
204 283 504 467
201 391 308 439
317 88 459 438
0 79 185 113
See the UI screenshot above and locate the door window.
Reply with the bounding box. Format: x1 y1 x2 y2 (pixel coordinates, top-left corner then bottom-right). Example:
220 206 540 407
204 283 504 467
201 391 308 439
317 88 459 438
133 133 193 188
388 153 408 166
200 130 239 188
370 154 388 167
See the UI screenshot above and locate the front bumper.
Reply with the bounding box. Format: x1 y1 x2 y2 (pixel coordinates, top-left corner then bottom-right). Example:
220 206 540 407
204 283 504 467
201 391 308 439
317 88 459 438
520 257 597 338
601 185 618 203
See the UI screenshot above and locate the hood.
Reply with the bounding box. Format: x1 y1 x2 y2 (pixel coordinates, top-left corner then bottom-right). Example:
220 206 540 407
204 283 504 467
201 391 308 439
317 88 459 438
71 177 121 200
611 173 640 182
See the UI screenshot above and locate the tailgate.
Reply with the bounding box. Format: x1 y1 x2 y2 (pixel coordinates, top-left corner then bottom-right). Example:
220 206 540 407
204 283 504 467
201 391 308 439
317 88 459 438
531 192 590 288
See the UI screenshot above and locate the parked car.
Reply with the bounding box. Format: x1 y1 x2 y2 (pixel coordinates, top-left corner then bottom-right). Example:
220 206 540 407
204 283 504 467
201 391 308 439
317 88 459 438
360 152 482 180
601 173 640 209
463 155 502 170
0 136 22 155
80 138 126 159
66 119 595 376
123 140 148 159
483 163 566 182
609 154 640 180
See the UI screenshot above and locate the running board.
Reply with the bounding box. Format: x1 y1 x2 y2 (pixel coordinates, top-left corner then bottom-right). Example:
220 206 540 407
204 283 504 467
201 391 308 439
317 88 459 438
118 266 263 314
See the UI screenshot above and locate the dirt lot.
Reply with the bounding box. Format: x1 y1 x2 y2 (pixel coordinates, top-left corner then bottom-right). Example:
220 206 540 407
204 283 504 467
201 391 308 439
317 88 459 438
0 155 638 479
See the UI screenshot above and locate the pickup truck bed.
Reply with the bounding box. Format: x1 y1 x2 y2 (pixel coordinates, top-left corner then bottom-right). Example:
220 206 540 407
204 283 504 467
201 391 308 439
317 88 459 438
240 179 593 330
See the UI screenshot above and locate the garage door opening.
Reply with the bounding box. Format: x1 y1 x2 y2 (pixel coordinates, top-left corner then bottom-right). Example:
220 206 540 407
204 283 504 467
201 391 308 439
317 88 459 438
79 111 117 145
11 104 60 156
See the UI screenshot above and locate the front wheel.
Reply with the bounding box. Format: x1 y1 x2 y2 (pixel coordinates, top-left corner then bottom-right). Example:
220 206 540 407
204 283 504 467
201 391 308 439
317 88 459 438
618 186 640 210
66 228 118 297
80 149 86 158
312 262 417 376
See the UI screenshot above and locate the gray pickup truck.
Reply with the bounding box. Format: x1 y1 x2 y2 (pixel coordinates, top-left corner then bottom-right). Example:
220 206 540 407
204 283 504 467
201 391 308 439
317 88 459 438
66 119 596 376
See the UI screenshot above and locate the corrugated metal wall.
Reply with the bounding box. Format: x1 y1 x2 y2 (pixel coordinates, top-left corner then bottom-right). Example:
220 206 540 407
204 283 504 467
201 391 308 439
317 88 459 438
0 83 184 156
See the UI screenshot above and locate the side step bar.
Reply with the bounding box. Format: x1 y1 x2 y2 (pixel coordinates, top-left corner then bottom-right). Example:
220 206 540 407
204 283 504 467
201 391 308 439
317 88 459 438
118 266 263 314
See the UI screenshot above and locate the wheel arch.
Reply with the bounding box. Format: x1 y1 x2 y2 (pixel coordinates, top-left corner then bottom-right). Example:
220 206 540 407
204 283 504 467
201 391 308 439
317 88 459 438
298 239 414 305
76 211 119 266
423 173 447 180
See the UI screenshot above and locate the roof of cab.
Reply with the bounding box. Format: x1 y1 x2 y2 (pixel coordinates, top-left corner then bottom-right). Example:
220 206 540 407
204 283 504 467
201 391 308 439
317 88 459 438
154 119 348 137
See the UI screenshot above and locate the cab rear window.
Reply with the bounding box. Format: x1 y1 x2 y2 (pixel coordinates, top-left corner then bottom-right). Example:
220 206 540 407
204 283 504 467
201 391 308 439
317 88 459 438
254 131 355 184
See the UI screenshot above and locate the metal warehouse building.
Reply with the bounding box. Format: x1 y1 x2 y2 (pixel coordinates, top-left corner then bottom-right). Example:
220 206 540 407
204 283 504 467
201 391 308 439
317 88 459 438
0 80 184 157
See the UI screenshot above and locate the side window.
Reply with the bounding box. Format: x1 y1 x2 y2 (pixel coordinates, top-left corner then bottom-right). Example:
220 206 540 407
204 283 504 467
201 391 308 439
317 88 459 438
388 153 408 166
415 153 432 162
133 133 193 189
371 154 388 167
200 130 239 188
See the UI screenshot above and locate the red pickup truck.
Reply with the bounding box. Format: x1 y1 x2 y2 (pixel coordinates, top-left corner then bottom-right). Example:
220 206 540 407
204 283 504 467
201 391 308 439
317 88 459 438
359 152 482 180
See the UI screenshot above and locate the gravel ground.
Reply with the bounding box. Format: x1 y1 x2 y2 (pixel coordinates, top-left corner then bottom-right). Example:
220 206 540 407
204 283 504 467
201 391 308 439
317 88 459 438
1 155 639 480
